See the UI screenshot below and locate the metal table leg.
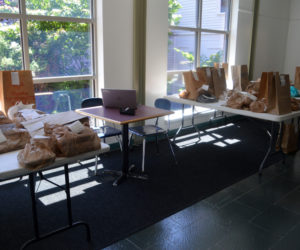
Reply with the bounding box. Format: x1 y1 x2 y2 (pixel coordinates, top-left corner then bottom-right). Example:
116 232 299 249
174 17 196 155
173 104 185 142
259 122 275 175
113 123 148 186
21 165 91 249
173 104 201 142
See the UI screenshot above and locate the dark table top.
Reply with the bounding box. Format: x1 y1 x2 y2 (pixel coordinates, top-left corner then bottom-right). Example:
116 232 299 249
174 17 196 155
76 105 173 125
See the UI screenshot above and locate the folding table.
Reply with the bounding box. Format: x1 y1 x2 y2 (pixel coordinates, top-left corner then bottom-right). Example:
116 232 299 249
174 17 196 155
76 105 173 186
0 142 110 249
164 94 300 174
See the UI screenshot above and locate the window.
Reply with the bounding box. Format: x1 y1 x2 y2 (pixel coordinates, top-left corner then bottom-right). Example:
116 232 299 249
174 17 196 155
0 0 95 113
168 0 231 98
220 0 229 13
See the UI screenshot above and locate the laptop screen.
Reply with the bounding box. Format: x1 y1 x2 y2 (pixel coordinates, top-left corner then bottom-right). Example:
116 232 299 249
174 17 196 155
101 89 137 109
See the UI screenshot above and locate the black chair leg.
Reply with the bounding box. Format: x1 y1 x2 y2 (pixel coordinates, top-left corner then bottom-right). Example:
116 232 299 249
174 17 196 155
166 134 178 166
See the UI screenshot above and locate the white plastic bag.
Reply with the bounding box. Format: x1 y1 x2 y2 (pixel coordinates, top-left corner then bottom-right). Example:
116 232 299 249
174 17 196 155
7 101 34 120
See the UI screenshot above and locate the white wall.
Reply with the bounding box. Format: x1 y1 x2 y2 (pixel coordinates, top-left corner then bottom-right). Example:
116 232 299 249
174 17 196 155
252 0 291 79
227 0 254 87
97 0 134 94
145 0 169 106
284 0 300 82
233 0 254 66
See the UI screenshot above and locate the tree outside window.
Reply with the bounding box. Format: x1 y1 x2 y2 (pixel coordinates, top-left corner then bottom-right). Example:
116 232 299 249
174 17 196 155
0 0 95 113
167 0 230 98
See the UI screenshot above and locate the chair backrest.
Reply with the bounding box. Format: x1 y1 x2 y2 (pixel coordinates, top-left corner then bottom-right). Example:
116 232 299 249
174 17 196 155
154 98 171 111
81 98 103 108
154 98 172 129
53 90 72 112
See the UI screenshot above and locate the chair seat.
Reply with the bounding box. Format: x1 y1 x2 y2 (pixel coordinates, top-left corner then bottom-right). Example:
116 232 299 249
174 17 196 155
129 125 166 137
93 126 122 138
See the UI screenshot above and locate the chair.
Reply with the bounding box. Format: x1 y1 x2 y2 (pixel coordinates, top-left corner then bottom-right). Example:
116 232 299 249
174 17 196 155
53 90 72 112
81 98 122 174
129 98 177 172
81 97 122 146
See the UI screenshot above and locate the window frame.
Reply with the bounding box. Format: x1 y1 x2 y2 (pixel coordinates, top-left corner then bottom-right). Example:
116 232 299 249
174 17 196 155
0 0 97 95
168 0 231 74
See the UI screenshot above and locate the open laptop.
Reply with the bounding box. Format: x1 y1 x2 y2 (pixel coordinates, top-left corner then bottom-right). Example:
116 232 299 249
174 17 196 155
101 89 137 109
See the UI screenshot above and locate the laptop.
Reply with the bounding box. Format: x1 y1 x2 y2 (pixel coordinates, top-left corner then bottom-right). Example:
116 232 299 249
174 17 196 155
101 89 137 109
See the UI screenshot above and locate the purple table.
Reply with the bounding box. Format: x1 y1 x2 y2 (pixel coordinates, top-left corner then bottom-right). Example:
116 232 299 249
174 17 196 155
76 105 173 185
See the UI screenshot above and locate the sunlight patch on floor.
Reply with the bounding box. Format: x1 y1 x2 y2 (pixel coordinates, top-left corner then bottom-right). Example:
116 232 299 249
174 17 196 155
23 163 105 193
38 180 101 206
213 142 227 147
224 139 240 145
206 123 235 132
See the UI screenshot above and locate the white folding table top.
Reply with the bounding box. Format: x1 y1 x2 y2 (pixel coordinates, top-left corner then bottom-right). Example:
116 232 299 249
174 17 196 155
164 95 300 122
0 142 110 181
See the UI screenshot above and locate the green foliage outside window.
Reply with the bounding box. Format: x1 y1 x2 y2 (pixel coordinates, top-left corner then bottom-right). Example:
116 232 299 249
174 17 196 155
168 0 223 68
200 50 223 67
0 1 92 113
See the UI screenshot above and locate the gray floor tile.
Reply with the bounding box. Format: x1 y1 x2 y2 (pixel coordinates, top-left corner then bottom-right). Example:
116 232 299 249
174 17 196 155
105 157 300 250
145 240 181 250
230 174 269 194
167 201 214 227
212 222 280 250
261 163 286 178
204 185 244 209
215 200 261 227
103 239 140 250
127 216 180 249
237 176 299 211
167 217 228 250
276 187 300 214
271 222 300 250
251 205 300 237
279 162 300 184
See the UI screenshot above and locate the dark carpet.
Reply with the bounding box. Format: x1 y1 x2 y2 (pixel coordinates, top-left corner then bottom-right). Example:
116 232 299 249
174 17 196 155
0 119 282 250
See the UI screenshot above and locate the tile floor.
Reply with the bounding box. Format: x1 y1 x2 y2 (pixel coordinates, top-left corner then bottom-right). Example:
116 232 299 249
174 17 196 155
104 153 300 250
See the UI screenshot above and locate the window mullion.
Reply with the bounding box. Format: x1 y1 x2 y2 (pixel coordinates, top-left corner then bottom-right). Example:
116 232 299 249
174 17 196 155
19 0 30 70
196 0 203 68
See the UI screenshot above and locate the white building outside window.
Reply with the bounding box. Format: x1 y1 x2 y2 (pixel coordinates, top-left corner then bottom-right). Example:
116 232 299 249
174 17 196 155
168 0 231 106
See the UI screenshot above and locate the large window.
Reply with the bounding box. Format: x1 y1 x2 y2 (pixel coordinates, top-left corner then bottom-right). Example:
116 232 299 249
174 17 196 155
168 0 231 96
0 0 95 113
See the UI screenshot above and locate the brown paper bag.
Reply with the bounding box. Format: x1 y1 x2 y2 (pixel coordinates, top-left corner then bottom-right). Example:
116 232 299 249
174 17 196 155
250 99 267 113
182 71 204 100
214 63 228 80
0 70 35 116
50 125 101 157
17 140 56 169
0 111 12 125
0 127 31 154
294 66 300 90
258 72 275 110
281 120 299 154
211 68 227 99
268 73 291 115
231 65 249 91
196 67 214 94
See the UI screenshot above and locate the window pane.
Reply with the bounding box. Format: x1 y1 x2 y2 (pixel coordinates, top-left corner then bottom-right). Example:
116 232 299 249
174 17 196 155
34 80 92 114
200 32 226 67
168 73 192 110
201 0 230 31
0 19 22 70
168 29 196 71
28 21 92 77
169 0 197 28
167 72 184 95
26 0 91 18
0 0 19 14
